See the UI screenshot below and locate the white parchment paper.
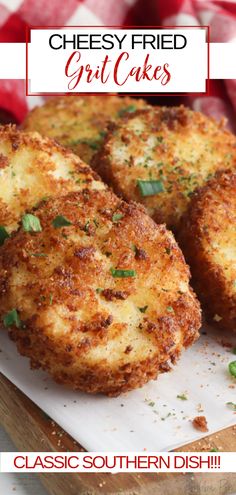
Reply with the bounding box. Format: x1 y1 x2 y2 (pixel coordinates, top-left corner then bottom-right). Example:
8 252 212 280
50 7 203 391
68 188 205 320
0 326 235 452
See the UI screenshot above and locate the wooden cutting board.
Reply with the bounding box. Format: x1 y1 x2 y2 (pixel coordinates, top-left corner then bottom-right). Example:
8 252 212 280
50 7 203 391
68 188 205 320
0 373 235 495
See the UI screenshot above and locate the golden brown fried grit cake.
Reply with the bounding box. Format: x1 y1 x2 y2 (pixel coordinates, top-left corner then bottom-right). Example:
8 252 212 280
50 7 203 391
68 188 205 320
22 95 148 164
179 170 236 332
93 105 236 231
0 189 201 395
0 125 104 235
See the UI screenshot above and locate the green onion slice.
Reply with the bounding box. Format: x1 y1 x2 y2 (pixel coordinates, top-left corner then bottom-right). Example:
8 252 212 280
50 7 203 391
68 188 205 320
3 309 21 328
22 214 42 232
110 268 136 278
112 213 123 223
0 226 9 246
229 361 236 378
137 179 165 197
52 215 72 228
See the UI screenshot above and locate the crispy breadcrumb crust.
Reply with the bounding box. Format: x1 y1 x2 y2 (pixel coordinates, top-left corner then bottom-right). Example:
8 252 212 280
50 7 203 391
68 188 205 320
22 96 148 164
0 190 201 395
0 125 104 233
93 105 236 231
179 170 236 332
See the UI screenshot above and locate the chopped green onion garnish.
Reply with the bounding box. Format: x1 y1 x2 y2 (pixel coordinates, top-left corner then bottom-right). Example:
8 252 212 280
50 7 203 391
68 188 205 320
226 402 236 410
110 268 136 278
166 306 174 313
229 361 236 378
177 394 188 401
117 105 137 118
137 179 165 197
22 214 42 233
52 215 72 228
0 226 9 246
138 305 148 313
112 213 123 223
3 309 21 328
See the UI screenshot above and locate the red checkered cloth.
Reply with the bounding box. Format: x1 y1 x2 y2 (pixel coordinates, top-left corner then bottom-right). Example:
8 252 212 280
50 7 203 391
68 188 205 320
0 0 235 128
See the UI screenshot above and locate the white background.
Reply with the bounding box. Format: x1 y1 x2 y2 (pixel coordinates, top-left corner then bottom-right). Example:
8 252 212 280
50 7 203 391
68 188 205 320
0 42 235 79
27 28 208 93
0 452 235 473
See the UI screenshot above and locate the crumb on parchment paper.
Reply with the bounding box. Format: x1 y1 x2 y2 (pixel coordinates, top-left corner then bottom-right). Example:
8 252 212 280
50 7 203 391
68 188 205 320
192 416 209 432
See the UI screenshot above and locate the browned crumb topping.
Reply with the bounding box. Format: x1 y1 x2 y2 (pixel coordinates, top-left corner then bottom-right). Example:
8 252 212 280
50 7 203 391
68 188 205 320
192 416 209 432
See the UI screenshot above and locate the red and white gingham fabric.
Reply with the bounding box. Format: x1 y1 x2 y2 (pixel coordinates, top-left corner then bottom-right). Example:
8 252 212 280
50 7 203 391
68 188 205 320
0 0 235 127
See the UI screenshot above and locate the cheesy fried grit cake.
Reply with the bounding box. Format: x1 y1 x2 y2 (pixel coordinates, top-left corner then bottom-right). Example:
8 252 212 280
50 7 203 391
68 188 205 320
22 95 148 164
94 106 236 230
0 125 104 237
0 189 201 395
179 170 236 332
